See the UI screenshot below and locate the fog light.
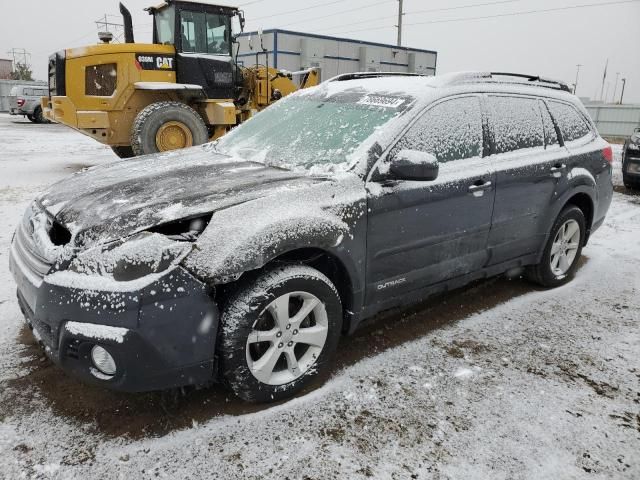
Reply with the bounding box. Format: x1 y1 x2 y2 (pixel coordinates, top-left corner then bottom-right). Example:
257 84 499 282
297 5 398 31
90 345 117 376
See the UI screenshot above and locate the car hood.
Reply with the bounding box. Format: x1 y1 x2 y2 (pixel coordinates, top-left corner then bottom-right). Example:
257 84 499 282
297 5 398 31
37 146 328 248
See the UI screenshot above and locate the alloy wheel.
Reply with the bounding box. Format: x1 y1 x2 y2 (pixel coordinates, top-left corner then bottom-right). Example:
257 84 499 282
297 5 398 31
245 291 328 386
550 219 581 276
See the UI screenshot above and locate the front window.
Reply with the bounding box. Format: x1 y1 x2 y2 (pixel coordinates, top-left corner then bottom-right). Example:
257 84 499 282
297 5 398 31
390 96 483 163
180 11 231 55
155 6 176 45
215 89 414 170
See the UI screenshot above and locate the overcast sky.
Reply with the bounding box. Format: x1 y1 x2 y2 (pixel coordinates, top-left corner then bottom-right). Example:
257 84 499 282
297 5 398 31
1 0 639 102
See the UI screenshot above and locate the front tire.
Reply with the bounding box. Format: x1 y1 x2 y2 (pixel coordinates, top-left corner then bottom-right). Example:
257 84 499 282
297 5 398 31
130 101 208 156
622 172 640 190
527 205 586 288
220 265 342 403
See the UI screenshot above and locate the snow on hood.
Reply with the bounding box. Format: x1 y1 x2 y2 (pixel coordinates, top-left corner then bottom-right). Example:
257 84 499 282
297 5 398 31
36 146 330 248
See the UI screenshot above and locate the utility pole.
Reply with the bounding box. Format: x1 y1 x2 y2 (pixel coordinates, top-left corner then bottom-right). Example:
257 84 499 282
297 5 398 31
95 14 124 42
574 64 582 95
6 48 30 69
612 72 620 103
619 78 627 104
396 0 404 47
599 58 608 102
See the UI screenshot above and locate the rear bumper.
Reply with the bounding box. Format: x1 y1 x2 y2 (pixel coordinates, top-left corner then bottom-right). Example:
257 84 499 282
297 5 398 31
10 247 220 392
43 96 110 142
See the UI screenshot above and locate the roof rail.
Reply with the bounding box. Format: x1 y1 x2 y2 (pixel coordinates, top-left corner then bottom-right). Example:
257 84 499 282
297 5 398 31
326 72 426 82
488 72 571 92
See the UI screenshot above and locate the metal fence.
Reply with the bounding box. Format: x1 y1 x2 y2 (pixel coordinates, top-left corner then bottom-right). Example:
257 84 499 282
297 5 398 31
0 79 47 112
585 104 640 139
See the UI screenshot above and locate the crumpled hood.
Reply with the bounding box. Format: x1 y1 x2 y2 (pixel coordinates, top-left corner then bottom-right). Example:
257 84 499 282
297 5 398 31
37 146 327 248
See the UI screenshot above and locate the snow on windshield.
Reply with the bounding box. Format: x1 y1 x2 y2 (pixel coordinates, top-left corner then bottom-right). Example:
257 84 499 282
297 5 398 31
215 85 417 171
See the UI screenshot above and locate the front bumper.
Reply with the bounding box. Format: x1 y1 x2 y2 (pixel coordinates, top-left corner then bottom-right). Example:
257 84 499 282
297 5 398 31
623 148 640 178
10 249 220 392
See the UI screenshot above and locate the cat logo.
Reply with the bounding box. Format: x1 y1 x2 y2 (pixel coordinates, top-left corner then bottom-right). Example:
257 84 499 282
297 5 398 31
156 57 174 69
135 54 175 71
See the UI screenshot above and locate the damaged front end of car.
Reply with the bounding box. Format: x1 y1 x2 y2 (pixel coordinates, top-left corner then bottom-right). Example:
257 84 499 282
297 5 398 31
9 202 220 392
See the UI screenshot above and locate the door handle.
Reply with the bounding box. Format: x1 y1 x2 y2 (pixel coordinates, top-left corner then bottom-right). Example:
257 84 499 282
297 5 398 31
550 164 567 178
468 180 492 197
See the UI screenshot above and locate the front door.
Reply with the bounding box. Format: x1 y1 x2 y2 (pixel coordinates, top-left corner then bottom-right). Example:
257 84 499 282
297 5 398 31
176 8 235 99
365 95 495 305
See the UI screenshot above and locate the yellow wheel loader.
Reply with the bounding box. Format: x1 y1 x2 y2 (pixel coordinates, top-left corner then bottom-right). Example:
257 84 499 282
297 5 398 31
43 1 319 158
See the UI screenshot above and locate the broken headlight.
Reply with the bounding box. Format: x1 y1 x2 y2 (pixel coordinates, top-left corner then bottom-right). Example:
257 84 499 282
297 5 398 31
69 232 193 282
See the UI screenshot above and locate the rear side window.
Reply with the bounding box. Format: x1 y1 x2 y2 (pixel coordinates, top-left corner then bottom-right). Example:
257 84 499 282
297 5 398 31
539 101 559 147
487 96 544 154
548 101 592 142
23 88 33 96
391 96 483 163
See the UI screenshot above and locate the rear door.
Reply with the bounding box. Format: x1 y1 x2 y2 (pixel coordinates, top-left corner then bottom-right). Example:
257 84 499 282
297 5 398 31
365 95 495 305
486 95 567 265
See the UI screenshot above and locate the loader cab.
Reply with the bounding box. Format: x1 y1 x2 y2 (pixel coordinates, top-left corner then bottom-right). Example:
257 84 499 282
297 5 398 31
149 0 244 99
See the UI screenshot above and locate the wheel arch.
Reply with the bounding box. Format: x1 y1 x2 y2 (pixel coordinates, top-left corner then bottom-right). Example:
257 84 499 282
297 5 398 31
215 246 362 335
564 192 594 243
536 184 597 264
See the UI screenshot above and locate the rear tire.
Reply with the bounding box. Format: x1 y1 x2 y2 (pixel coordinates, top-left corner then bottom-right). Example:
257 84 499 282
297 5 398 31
526 205 586 288
111 145 136 159
26 114 35 122
130 101 208 156
32 106 45 124
219 265 342 403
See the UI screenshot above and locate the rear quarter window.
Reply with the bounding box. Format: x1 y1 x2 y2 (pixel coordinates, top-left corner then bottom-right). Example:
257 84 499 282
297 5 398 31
9 86 19 96
548 101 592 142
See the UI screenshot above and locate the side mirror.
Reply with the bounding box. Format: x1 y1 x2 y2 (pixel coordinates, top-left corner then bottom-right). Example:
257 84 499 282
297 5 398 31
389 150 439 181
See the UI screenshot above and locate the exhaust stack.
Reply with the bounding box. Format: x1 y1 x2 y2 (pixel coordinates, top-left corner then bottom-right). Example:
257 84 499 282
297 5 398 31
119 3 135 43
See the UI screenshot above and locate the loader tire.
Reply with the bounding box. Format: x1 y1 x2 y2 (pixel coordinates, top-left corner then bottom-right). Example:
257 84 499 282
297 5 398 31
111 146 136 159
130 101 208 156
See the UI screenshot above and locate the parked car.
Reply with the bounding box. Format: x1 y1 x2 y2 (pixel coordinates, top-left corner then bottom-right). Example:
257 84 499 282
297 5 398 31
9 72 613 402
9 84 50 123
622 127 640 189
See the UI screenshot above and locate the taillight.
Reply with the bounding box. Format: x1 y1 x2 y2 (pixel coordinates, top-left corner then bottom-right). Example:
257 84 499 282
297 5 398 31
603 145 613 164
16 98 25 107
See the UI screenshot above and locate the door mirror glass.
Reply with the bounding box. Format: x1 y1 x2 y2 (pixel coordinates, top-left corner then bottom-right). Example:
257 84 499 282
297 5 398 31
389 150 439 181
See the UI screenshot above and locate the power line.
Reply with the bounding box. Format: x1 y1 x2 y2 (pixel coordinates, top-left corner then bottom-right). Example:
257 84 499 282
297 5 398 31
250 0 345 22
280 0 393 28
318 0 528 33
323 0 640 35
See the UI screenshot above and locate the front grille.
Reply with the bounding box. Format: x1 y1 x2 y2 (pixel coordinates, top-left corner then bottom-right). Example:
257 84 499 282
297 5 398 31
11 207 55 288
65 339 81 360
48 51 66 97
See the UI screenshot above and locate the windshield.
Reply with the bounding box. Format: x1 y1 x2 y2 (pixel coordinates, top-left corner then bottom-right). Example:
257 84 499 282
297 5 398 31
155 6 176 45
216 89 413 170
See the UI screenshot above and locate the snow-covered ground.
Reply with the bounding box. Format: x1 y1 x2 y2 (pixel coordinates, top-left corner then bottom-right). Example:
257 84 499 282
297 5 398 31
0 113 638 479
